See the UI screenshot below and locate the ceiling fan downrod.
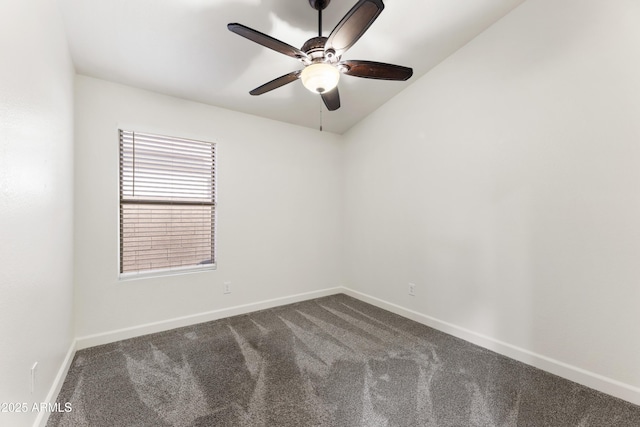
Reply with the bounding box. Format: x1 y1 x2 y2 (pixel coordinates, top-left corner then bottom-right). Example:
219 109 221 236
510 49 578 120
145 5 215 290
309 0 330 37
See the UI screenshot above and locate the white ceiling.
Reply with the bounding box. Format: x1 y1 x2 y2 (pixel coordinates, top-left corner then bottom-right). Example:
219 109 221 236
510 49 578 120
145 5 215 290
59 0 524 134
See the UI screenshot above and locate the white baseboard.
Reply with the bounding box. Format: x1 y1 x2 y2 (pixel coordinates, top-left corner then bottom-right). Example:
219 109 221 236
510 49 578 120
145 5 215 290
341 287 640 407
33 340 77 427
75 287 343 350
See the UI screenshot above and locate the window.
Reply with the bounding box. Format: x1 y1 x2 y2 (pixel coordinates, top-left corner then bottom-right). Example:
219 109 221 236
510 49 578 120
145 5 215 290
119 130 216 276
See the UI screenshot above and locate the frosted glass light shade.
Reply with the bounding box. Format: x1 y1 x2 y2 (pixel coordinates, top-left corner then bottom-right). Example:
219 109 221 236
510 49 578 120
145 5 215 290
300 63 340 94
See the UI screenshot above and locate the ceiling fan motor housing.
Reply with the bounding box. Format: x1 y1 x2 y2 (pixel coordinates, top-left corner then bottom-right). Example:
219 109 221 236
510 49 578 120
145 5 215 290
302 37 332 63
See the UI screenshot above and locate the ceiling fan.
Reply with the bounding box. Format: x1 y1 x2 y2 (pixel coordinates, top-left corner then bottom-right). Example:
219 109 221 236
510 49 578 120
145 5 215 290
228 0 413 111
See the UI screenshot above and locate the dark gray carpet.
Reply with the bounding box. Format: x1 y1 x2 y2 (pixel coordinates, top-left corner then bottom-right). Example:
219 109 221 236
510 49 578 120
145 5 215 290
48 294 640 426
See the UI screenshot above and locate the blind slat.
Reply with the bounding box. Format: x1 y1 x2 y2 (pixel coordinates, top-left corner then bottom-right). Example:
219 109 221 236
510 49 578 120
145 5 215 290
121 156 215 172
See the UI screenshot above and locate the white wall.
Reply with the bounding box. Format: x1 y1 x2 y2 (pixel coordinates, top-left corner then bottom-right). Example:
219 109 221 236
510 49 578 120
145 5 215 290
344 0 640 402
74 76 344 339
0 1 75 426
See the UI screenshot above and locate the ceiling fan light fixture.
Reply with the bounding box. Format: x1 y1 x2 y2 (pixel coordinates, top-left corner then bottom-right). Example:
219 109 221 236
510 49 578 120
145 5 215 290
301 63 340 94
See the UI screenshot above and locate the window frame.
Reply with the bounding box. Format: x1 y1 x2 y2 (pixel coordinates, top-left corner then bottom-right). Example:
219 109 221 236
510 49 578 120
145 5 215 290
118 129 217 279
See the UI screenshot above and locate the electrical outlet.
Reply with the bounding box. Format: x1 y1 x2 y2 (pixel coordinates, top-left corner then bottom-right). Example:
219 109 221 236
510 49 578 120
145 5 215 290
223 281 231 294
408 283 415 296
31 362 38 393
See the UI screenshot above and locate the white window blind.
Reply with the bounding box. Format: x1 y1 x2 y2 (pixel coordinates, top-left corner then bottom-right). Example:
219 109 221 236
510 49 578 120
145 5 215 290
119 130 216 275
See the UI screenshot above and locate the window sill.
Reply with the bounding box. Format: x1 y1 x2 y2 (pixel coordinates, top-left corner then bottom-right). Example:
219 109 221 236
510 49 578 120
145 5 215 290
118 263 217 281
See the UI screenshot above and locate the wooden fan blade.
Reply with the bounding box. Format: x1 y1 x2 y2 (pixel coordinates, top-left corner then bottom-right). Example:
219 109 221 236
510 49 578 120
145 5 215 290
250 70 302 95
321 87 340 111
325 0 384 57
228 23 310 63
340 60 413 80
